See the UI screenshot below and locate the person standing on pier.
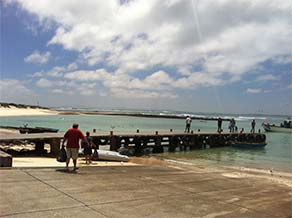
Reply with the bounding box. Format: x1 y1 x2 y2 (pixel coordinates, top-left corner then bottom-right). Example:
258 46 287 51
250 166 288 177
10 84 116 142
185 116 192 133
251 119 256 133
62 123 87 172
217 117 222 133
229 118 236 133
82 131 96 164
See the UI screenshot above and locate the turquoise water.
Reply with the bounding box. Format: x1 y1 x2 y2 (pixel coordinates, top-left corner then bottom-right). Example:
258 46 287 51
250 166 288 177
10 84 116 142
0 113 291 172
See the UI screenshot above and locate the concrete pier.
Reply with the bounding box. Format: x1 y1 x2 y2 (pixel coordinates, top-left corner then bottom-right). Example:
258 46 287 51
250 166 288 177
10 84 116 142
0 163 291 217
0 131 266 156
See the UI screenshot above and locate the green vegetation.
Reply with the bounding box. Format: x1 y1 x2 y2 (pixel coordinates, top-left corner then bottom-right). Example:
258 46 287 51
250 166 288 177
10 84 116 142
0 102 48 109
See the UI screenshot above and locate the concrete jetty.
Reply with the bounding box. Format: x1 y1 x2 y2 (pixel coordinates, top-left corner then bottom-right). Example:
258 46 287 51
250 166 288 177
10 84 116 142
0 131 266 156
0 163 291 217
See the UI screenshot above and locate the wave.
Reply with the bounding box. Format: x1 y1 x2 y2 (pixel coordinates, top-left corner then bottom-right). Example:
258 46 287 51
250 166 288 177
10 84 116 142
236 116 267 121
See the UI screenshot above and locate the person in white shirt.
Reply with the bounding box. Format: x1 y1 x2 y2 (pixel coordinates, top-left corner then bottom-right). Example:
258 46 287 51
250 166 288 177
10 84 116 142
185 116 192 133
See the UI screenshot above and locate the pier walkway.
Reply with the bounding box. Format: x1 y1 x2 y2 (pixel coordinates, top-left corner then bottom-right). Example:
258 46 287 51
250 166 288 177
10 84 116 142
0 131 266 155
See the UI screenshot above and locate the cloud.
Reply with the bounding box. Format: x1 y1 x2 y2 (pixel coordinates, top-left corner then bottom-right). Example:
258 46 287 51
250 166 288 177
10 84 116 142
288 84 292 89
51 89 64 94
272 55 292 64
67 62 78 71
31 62 79 79
36 78 53 87
11 0 291 104
30 71 44 77
24 50 51 64
246 88 262 94
46 66 65 78
110 88 177 99
255 74 280 82
36 78 66 88
0 79 35 102
15 0 292 83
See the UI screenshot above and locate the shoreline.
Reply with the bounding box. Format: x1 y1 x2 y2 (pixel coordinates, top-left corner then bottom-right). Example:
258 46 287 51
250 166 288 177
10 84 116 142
150 156 292 188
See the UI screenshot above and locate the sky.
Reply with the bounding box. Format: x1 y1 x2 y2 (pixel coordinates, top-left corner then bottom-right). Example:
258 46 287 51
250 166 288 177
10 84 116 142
0 0 291 115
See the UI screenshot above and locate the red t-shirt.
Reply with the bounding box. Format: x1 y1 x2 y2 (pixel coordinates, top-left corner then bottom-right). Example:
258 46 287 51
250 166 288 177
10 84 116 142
64 128 85 148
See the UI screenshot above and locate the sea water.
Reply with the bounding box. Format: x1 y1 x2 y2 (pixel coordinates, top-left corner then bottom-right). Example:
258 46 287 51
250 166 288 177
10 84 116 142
0 111 291 172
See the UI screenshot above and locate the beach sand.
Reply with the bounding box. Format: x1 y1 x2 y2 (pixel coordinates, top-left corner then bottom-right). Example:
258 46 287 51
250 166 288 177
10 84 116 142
0 106 58 117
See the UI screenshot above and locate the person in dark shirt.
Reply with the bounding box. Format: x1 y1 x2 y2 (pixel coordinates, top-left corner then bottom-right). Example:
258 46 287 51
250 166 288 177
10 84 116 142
251 119 256 133
217 117 222 133
82 132 96 164
62 123 86 172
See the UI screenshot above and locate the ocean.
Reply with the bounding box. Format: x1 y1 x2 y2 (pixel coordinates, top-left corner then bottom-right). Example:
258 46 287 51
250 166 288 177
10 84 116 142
0 110 291 172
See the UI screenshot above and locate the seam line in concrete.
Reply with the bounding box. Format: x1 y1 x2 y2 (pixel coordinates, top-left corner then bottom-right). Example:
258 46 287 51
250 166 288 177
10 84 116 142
0 205 86 217
22 170 110 218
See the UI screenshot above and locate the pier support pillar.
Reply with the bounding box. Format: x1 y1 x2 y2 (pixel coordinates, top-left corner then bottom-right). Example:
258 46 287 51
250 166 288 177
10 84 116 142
134 137 143 156
49 138 61 156
153 137 163 153
110 136 118 151
35 141 45 154
169 136 176 152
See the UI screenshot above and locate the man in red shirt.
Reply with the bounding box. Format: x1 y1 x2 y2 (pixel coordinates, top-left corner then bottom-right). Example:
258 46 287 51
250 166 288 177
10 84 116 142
62 123 87 172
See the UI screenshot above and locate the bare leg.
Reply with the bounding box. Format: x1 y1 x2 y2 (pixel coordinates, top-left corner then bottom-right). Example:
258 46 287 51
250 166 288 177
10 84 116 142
66 158 70 171
73 159 77 171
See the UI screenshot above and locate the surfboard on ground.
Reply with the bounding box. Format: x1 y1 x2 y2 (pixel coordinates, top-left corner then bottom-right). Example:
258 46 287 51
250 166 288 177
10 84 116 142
79 149 129 162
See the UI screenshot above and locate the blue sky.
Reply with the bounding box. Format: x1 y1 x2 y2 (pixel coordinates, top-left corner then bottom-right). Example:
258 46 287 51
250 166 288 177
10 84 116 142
1 0 291 115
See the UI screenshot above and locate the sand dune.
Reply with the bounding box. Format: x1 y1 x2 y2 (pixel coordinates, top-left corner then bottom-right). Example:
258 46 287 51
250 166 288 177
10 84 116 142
0 105 58 117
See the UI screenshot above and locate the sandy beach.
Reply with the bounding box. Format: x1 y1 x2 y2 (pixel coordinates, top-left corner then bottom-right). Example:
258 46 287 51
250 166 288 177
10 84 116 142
0 105 58 117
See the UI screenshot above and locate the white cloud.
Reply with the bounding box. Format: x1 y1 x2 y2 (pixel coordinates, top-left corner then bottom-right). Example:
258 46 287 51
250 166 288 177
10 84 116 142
36 78 66 88
67 62 78 71
30 71 43 77
246 88 262 94
51 89 64 94
110 88 177 99
47 66 65 77
36 78 53 87
31 62 80 79
255 74 280 82
288 84 292 89
24 50 51 64
16 0 292 82
13 0 292 103
173 72 225 88
0 79 35 102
